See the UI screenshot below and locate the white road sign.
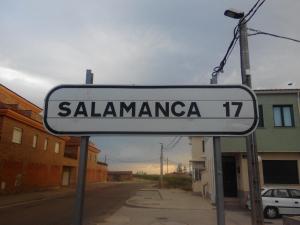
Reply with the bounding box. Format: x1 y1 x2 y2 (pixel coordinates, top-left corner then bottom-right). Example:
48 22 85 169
43 85 258 136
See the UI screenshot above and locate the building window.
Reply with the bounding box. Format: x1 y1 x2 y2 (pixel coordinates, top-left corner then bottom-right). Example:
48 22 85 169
273 105 294 127
193 168 201 181
202 140 205 153
44 139 48 150
258 105 264 127
12 127 22 144
32 135 38 148
54 142 60 153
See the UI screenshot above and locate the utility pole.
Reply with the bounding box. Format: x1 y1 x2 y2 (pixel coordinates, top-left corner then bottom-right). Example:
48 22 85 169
239 21 264 225
167 157 169 174
210 77 225 225
160 143 164 188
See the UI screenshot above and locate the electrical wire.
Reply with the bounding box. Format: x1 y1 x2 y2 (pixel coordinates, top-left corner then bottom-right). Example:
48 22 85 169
168 136 182 149
165 136 179 149
248 28 300 43
165 158 180 165
164 136 182 150
241 0 266 25
211 27 239 78
211 0 267 80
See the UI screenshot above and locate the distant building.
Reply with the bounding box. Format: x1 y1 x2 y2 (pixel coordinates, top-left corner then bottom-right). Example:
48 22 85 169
190 89 300 206
0 84 107 193
108 171 133 181
62 137 108 186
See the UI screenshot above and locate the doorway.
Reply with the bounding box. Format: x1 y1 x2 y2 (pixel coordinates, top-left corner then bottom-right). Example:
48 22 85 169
62 166 71 186
222 156 238 197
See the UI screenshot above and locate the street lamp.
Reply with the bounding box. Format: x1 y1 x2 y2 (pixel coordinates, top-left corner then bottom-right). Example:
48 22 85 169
224 8 244 19
224 8 264 225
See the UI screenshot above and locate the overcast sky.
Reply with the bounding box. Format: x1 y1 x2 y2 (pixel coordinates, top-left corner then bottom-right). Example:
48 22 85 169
1 0 299 173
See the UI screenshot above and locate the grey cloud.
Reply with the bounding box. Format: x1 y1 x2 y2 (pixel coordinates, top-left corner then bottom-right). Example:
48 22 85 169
1 0 300 172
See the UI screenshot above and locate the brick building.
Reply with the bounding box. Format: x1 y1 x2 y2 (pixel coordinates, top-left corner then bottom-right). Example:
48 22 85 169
63 137 107 186
0 84 107 193
107 171 133 181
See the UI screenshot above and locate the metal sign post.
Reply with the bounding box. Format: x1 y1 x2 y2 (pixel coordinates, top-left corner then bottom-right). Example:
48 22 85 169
210 77 225 225
73 70 93 225
213 137 225 225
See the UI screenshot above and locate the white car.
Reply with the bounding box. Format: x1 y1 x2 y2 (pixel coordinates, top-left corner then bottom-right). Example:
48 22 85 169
247 187 300 219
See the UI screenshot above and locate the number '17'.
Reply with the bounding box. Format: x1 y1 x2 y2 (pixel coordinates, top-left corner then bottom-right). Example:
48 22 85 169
223 102 243 117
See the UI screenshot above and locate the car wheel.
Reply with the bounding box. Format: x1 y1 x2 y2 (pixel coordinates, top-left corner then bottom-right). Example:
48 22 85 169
264 206 279 219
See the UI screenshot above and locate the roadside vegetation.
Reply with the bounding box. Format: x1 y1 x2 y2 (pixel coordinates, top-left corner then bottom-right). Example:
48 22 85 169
134 173 192 191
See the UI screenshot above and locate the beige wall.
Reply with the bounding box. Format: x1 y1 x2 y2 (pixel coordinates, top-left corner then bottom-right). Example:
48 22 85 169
191 137 215 202
191 137 204 160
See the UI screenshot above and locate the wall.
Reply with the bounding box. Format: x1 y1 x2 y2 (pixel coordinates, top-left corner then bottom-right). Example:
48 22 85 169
190 137 204 194
222 92 300 153
0 85 107 194
0 115 65 193
191 137 215 202
63 138 108 185
191 137 204 160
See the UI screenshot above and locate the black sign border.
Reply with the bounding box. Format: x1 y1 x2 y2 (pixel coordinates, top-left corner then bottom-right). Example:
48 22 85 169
43 85 258 136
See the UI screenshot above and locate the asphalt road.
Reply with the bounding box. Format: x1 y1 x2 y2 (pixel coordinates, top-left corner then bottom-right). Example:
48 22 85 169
0 182 146 225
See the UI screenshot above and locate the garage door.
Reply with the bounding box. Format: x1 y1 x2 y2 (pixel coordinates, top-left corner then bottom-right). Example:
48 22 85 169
263 160 299 184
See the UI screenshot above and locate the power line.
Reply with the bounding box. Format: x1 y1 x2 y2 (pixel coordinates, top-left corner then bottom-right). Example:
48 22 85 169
164 158 178 165
241 0 266 25
165 136 179 149
164 136 182 150
241 0 262 21
248 28 300 43
211 26 239 78
211 0 267 80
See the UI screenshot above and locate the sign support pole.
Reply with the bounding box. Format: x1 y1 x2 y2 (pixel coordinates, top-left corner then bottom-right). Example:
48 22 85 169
73 70 93 225
210 77 225 225
213 137 225 225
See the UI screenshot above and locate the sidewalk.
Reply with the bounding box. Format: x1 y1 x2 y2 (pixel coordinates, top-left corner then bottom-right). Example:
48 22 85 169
0 184 284 225
97 188 283 225
126 188 213 210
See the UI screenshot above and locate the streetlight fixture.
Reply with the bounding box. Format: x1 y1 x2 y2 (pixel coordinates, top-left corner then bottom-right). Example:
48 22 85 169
224 8 244 19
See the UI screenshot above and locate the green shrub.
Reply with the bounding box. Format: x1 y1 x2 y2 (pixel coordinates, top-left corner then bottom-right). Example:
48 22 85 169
164 175 192 191
134 174 192 191
133 174 159 181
